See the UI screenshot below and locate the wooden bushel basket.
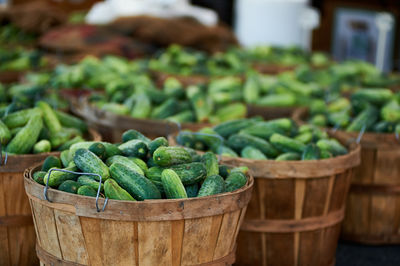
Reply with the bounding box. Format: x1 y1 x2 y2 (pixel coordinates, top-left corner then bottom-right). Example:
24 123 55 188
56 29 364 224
24 164 254 266
0 129 100 266
221 141 360 266
293 107 400 244
71 97 212 142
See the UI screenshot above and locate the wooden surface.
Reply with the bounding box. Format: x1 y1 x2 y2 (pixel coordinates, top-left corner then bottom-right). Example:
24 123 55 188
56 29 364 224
293 107 400 244
25 164 253 265
222 143 359 266
0 70 24 84
0 128 100 266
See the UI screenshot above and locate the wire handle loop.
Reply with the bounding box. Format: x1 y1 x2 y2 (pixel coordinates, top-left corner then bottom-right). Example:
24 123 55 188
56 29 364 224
44 168 108 212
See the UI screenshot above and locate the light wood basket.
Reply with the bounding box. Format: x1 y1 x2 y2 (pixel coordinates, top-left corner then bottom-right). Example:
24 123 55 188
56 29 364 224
221 141 360 266
0 129 100 266
24 164 253 266
293 107 400 244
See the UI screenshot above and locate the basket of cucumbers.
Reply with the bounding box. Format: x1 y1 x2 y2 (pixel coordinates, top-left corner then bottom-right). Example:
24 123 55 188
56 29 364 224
24 129 253 266
72 75 249 142
0 100 100 266
171 117 360 266
293 88 400 244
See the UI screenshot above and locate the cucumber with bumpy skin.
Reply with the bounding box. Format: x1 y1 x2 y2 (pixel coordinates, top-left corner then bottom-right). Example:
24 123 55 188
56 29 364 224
58 180 81 194
201 152 219 177
3 107 42 129
89 142 107 160
225 172 247 192
78 175 104 192
270 133 306 153
228 133 279 158
104 179 135 201
6 114 43 154
185 183 199 198
42 156 62 172
110 162 161 200
130 157 148 174
118 139 148 159
169 162 207 185
106 155 144 175
74 149 110 181
0 120 11 145
33 171 46 185
316 139 347 156
122 129 150 143
197 175 225 197
153 146 192 166
77 185 97 197
148 137 168 155
161 169 188 199
301 144 321 160
241 146 267 160
37 101 62 134
55 110 87 133
33 140 51 154
44 164 78 187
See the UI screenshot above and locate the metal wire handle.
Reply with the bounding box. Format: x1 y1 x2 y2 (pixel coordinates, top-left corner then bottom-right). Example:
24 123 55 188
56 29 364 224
44 168 108 212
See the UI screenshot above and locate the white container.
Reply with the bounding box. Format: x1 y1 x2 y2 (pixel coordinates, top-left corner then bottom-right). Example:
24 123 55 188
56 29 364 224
235 0 319 49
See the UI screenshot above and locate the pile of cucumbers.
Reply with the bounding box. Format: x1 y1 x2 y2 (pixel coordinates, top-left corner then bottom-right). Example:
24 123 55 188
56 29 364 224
0 24 37 46
91 76 247 124
0 101 88 154
32 129 248 200
0 46 47 72
307 88 400 134
177 117 348 161
149 44 247 76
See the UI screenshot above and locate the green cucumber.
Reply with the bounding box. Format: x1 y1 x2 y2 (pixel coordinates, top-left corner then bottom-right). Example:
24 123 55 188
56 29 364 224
197 175 225 197
44 165 78 187
221 145 238 157
169 162 207 185
88 142 107 160
122 129 150 143
55 110 87 133
240 118 293 140
218 165 230 179
0 120 11 145
33 140 51 154
73 149 110 181
201 152 219 177
118 139 148 159
270 133 306 153
227 133 279 158
146 166 164 182
106 155 144 175
104 179 135 201
346 106 378 132
161 169 188 199
6 114 43 154
3 107 42 129
301 144 321 160
316 139 347 156
275 152 301 161
58 180 81 194
294 132 313 144
42 156 62 172
78 175 104 192
225 172 247 192
110 162 161 200
148 137 168 155
57 136 85 151
213 118 256 139
185 183 199 198
37 101 62 134
77 185 97 197
241 146 267 160
60 150 72 167
33 171 46 185
153 146 192 166
130 158 148 174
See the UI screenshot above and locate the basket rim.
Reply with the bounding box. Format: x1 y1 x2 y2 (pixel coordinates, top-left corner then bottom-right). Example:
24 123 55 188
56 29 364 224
24 163 254 221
